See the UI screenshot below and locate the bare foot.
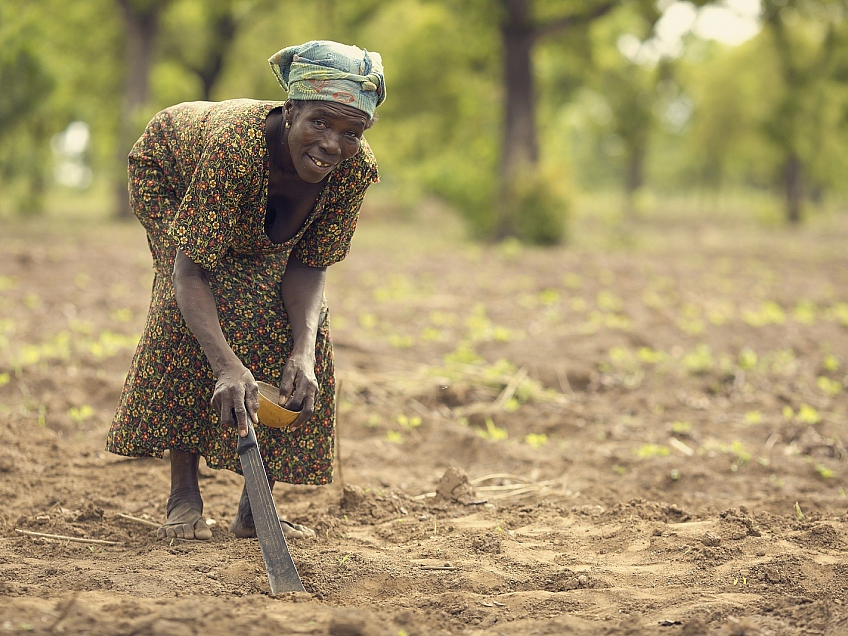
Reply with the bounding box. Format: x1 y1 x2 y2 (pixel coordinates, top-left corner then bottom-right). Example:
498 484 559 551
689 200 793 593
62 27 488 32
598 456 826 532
230 477 315 539
229 509 315 539
157 500 213 541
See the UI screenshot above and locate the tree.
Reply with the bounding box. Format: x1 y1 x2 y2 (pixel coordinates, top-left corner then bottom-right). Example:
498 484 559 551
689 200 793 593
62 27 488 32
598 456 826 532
761 0 848 223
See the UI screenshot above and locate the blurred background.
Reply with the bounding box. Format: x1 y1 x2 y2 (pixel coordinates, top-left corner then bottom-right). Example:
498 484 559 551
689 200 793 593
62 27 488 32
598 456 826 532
1 0 847 243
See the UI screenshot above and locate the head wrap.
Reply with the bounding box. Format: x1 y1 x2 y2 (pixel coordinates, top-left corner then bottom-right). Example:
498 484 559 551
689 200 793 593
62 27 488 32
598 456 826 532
268 41 386 119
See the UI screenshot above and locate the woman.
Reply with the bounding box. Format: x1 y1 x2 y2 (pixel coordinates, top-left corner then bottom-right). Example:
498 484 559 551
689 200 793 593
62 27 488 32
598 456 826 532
106 41 385 540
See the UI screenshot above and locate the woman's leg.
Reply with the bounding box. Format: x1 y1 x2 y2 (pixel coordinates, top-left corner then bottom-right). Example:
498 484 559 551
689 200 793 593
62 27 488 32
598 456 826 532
230 478 314 539
156 449 213 540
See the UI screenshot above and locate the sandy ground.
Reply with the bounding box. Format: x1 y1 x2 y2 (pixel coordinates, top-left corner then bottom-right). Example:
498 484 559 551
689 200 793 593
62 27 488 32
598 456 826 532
1 203 847 635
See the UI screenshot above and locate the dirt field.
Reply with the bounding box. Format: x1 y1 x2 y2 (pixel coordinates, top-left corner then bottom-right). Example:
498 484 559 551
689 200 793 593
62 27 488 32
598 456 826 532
1 200 847 635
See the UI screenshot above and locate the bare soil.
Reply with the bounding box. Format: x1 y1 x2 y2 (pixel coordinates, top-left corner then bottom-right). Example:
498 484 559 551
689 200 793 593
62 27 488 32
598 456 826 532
1 203 847 635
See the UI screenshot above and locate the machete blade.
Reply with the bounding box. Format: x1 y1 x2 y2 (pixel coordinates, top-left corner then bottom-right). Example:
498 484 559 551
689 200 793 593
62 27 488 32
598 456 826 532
237 424 306 594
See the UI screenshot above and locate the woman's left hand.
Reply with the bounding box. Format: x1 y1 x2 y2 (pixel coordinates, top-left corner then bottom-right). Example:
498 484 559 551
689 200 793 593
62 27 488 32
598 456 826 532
279 353 319 428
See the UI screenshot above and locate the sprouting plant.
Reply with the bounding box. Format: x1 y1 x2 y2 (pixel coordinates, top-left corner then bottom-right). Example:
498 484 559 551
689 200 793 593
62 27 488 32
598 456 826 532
797 404 821 425
635 443 670 459
814 463 835 480
792 301 817 325
638 347 665 364
397 414 422 430
68 405 94 423
817 377 842 397
385 431 403 443
596 290 623 312
744 411 763 425
0 372 9 387
737 348 758 371
358 313 378 328
729 441 751 468
683 344 714 375
743 301 786 327
562 273 582 289
524 433 548 448
476 418 508 441
538 289 560 305
388 334 414 348
822 354 840 372
671 421 692 434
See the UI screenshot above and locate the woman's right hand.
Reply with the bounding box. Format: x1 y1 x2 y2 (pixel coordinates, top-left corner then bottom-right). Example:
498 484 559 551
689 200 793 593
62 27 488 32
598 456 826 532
211 364 260 438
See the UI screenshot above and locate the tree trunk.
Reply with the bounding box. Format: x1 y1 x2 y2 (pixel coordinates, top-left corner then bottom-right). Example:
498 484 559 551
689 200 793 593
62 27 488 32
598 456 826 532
113 0 164 219
624 144 645 216
501 0 537 180
784 151 802 224
497 0 537 238
197 9 237 101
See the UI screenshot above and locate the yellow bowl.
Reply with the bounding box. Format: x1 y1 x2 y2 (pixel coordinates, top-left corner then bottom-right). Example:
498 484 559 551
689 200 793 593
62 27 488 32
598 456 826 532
256 381 300 428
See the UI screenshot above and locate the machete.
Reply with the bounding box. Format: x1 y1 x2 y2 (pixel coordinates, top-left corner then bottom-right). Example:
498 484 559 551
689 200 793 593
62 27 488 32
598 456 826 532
236 423 306 594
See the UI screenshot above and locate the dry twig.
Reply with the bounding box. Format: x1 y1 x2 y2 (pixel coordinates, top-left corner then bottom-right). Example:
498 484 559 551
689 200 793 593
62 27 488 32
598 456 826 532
14 529 122 546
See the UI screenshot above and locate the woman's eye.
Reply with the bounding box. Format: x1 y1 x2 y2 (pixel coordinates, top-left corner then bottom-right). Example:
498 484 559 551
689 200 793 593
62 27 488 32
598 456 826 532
312 119 327 129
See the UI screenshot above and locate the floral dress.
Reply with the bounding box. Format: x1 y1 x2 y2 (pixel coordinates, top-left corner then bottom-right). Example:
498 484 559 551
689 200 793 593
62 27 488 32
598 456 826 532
106 99 378 484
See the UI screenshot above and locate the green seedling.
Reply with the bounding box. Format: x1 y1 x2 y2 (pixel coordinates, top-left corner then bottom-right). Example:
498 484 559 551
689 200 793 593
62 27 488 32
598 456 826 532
612 465 627 475
822 354 840 372
635 443 670 459
397 414 422 429
68 405 94 423
814 463 835 480
817 377 842 397
109 308 133 323
476 418 508 442
338 553 352 566
358 313 377 328
744 411 762 425
524 433 548 448
385 431 403 444
743 301 785 327
792 301 817 325
671 421 692 434
794 502 805 521
797 404 821 425
683 345 714 375
388 334 414 348
737 348 758 371
0 372 9 387
0 275 19 292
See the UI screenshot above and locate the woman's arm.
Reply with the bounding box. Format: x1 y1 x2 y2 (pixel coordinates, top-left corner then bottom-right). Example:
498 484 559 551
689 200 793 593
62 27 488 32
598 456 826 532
173 249 259 437
279 254 327 427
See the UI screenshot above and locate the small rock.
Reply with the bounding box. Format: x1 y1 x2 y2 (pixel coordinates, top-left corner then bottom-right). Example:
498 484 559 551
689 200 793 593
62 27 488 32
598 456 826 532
435 467 477 505
341 484 366 510
701 531 721 547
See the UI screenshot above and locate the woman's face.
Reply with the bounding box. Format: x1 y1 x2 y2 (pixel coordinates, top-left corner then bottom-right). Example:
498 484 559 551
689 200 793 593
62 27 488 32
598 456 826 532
284 101 368 183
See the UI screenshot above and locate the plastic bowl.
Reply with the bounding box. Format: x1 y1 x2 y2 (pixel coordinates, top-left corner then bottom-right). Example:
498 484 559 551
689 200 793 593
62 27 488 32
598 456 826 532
256 381 300 428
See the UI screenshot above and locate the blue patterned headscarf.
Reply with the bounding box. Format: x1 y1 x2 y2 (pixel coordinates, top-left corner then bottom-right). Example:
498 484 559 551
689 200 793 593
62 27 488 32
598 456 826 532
268 41 386 119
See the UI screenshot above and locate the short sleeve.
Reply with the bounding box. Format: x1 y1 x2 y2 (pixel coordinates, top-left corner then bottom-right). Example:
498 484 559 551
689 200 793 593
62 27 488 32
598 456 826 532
167 126 252 271
292 141 379 268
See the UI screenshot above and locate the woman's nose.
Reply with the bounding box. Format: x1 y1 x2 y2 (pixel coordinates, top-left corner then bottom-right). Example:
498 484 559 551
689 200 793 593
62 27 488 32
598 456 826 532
320 131 343 155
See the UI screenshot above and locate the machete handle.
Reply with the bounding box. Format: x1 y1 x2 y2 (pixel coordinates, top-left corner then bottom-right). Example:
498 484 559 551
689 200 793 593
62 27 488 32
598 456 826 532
236 422 258 455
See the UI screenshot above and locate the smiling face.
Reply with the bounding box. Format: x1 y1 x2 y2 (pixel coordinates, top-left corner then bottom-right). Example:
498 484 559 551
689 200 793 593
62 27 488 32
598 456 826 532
282 100 369 183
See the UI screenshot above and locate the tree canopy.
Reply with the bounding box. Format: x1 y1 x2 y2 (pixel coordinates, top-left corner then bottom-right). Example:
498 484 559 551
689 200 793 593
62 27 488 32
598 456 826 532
2 0 847 237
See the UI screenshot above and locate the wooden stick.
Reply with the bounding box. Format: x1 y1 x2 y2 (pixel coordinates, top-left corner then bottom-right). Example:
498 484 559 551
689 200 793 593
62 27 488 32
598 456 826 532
117 513 159 528
14 529 122 546
335 379 345 491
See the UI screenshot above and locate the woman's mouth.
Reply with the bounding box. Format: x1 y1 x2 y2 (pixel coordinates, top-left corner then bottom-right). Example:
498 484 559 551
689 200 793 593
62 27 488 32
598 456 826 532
309 155 332 169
